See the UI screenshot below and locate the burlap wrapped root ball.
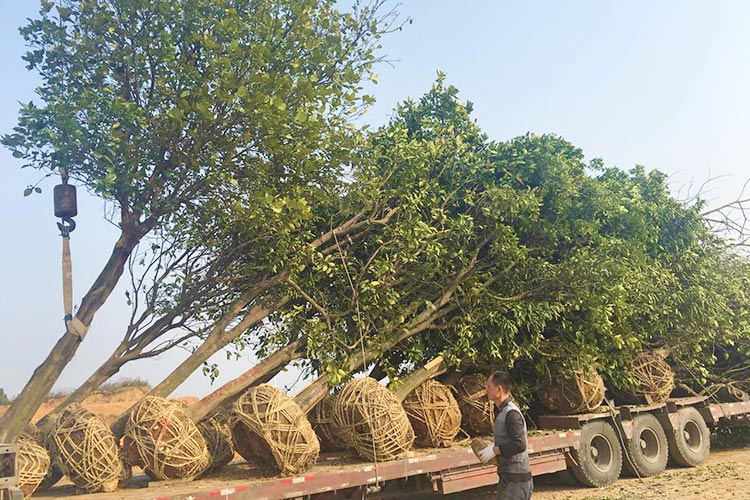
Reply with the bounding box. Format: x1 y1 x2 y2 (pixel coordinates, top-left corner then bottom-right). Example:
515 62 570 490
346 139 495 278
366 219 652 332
613 352 675 404
17 437 50 499
333 377 415 461
539 366 606 414
19 424 63 493
51 403 123 493
455 374 494 436
197 412 235 474
310 393 348 452
230 384 319 475
124 396 209 480
402 379 462 448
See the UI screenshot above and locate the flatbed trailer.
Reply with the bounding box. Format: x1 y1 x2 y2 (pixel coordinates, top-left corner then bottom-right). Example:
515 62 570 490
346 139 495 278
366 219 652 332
150 431 578 500
22 396 750 500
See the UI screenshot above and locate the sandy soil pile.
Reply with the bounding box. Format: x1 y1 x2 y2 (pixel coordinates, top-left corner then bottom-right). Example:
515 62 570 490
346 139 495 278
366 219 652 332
0 386 198 425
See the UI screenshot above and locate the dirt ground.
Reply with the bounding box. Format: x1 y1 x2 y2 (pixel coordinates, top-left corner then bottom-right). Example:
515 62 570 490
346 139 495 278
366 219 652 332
460 447 750 500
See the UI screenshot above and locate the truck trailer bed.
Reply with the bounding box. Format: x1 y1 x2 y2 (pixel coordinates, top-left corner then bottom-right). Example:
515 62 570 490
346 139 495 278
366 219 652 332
33 431 579 500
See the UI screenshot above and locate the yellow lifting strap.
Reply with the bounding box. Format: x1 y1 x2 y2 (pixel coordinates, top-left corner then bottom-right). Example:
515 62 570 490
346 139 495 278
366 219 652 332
62 235 88 340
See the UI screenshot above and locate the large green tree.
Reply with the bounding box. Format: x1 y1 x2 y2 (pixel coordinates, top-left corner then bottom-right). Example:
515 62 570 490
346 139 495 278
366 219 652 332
0 0 394 442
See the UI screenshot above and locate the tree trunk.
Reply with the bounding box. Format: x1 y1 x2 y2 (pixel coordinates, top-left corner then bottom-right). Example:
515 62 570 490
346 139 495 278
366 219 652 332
110 294 290 437
294 372 334 414
35 349 127 431
390 356 447 402
35 312 182 430
203 363 291 418
295 301 459 414
64 342 131 403
185 339 305 423
0 229 141 443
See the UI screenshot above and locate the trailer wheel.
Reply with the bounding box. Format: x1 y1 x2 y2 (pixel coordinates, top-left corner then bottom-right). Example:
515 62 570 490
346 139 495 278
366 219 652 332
667 407 710 467
570 421 623 487
623 413 668 477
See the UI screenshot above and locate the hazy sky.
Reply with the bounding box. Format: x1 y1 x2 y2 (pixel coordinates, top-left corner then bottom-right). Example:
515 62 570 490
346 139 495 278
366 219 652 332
1 1 748 399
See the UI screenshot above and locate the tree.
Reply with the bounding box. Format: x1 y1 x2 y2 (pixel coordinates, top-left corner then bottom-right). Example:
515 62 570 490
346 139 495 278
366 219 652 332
0 0 396 442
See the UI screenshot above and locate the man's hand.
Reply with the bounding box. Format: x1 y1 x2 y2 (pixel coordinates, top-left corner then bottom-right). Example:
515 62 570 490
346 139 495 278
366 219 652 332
477 444 496 464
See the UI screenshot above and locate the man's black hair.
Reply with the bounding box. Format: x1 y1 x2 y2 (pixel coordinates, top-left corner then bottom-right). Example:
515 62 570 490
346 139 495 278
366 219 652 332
489 371 512 392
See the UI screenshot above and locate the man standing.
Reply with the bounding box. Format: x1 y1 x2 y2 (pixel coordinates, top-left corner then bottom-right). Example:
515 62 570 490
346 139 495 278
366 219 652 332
477 371 533 500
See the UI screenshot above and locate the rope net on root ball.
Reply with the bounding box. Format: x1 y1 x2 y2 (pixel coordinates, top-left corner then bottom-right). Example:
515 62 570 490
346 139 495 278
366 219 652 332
333 377 415 461
230 384 319 475
124 396 210 480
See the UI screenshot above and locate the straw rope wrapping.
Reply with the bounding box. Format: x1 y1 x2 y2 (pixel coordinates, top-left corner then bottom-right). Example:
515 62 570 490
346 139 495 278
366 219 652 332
124 397 210 480
52 404 123 493
614 352 675 404
230 384 319 475
197 412 235 474
402 379 462 448
333 377 415 461
310 393 348 452
540 367 606 414
20 425 63 493
455 374 494 436
17 437 50 499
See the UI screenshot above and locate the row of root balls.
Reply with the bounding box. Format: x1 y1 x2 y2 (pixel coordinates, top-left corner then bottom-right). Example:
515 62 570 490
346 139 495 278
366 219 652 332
229 377 464 474
311 377 462 456
540 352 676 416
213 353 677 476
15 353 676 497
19 398 222 498
18 377 461 498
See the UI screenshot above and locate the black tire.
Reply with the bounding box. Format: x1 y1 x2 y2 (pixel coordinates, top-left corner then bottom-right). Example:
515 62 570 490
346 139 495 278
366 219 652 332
623 413 668 477
570 421 623 487
666 407 710 467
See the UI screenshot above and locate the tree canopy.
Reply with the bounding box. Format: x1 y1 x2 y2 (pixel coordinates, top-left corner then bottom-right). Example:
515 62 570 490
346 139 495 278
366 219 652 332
0 0 397 442
3 1 748 443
